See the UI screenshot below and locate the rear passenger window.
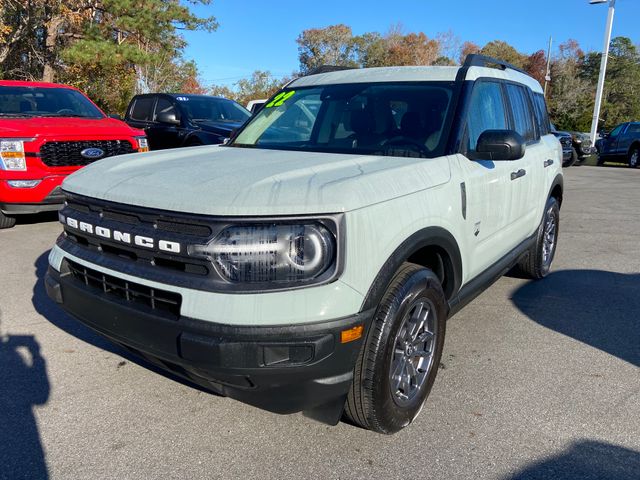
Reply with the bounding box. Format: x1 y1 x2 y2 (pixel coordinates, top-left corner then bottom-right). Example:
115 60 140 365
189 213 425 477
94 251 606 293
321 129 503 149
465 81 508 151
626 123 640 134
532 93 550 136
505 84 536 142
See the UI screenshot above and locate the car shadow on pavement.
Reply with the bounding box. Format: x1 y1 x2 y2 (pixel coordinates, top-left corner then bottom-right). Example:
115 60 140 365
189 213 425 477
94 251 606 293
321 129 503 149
31 250 211 393
508 440 640 480
511 269 640 367
0 321 50 480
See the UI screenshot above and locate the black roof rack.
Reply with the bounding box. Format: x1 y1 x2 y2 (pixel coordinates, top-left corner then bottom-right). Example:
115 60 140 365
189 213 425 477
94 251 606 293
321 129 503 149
305 65 358 76
463 54 528 75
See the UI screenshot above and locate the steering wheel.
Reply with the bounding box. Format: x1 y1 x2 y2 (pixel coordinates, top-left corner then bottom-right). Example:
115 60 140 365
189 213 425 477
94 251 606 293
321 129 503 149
382 137 430 156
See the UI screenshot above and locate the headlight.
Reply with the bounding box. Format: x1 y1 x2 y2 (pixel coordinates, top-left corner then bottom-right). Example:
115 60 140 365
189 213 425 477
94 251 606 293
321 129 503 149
0 139 31 170
188 222 337 286
135 136 149 152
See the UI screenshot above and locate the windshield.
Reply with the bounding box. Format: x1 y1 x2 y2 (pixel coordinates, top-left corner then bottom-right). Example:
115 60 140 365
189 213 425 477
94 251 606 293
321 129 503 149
231 82 455 158
177 96 250 123
0 86 104 118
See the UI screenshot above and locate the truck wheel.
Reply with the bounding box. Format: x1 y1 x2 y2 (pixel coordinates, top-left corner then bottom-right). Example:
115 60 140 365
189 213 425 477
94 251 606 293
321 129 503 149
563 149 577 167
345 263 446 434
519 196 560 280
0 211 17 229
629 146 639 168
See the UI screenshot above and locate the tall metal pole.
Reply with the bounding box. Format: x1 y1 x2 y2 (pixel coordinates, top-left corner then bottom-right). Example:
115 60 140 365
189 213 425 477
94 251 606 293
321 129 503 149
590 0 616 142
543 36 552 98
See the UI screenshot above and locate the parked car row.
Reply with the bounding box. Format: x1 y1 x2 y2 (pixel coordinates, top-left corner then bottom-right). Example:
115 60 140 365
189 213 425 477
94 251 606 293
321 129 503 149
551 124 596 167
0 81 252 228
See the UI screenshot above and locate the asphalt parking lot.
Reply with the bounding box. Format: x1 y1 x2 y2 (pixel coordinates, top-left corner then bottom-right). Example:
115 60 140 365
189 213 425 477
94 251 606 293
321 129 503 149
1 165 639 480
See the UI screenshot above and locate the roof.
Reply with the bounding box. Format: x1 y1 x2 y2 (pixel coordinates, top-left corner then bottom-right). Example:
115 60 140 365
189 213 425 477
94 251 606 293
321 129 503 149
0 80 76 90
289 65 543 94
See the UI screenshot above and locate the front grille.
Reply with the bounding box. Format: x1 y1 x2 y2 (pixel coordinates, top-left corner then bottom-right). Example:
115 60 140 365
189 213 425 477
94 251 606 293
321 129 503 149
65 259 182 318
40 140 136 167
559 137 572 147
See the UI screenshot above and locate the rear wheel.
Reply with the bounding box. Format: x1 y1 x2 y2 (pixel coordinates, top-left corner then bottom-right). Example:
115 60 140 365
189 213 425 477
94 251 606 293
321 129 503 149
629 146 639 168
345 263 446 434
519 196 559 279
0 211 17 229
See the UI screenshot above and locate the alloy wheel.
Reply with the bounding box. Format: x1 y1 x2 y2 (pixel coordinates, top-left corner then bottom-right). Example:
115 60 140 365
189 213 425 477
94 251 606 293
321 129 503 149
389 299 438 407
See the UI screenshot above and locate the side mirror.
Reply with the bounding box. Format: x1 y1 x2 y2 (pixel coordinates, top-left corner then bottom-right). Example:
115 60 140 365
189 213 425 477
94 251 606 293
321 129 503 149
156 111 180 125
108 114 122 120
475 130 526 161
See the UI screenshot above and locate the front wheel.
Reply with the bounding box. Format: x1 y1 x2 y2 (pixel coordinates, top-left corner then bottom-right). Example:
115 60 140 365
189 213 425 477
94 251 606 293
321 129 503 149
0 211 16 229
519 196 560 279
629 146 639 168
345 263 446 434
563 149 577 167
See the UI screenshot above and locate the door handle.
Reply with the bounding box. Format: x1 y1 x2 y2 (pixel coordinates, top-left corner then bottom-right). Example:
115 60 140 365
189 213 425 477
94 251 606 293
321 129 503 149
510 169 526 181
544 159 554 168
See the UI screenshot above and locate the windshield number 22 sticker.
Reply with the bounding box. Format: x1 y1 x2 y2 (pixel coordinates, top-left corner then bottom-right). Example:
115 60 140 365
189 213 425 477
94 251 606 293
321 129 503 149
265 91 295 108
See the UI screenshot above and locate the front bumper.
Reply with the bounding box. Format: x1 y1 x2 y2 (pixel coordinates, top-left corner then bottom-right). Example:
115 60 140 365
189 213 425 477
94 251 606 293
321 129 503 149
45 264 372 424
0 177 66 214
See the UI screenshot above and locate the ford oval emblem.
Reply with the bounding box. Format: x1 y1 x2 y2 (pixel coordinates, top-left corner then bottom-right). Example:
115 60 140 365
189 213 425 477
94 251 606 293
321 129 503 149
80 147 105 159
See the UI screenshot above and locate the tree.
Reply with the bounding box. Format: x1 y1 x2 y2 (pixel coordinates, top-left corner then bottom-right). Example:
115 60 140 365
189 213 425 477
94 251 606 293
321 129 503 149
209 70 292 106
459 41 480 64
525 50 547 86
547 39 592 131
386 32 439 66
296 24 359 74
436 30 461 65
582 37 640 130
480 40 527 68
0 0 217 114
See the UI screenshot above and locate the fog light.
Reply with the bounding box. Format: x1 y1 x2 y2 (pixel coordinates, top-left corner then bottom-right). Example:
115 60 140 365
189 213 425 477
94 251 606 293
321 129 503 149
7 179 41 188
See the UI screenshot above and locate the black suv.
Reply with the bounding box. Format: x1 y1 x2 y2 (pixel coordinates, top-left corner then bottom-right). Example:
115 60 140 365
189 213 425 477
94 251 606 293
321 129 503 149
596 121 640 168
124 94 251 150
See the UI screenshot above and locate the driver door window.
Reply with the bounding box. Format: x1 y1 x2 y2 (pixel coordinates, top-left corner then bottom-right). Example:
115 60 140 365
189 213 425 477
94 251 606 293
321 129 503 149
464 81 508 153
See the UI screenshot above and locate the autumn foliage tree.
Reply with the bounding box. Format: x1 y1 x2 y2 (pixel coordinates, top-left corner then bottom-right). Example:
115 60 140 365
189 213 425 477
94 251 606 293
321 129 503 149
0 0 216 113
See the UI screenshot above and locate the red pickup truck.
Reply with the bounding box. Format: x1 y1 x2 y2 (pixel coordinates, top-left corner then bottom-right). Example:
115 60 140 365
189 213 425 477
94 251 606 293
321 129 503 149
0 80 147 228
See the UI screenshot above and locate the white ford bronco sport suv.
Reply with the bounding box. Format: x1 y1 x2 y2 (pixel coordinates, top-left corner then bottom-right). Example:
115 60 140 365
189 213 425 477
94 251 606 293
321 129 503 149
46 55 563 434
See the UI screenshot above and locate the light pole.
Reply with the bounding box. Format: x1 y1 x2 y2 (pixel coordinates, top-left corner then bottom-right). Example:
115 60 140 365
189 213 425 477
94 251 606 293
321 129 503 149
589 0 616 143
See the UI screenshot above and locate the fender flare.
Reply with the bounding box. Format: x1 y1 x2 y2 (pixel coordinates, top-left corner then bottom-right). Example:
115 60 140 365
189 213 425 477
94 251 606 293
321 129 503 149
360 226 463 312
549 173 564 206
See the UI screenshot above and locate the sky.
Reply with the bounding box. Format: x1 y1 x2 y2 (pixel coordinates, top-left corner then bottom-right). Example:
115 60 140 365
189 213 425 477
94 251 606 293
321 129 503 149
183 0 640 88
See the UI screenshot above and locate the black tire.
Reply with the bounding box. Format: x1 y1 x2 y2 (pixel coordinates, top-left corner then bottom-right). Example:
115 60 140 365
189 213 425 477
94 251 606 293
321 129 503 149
628 146 639 168
0 211 17 229
597 155 605 166
345 263 447 434
563 148 577 167
519 196 560 280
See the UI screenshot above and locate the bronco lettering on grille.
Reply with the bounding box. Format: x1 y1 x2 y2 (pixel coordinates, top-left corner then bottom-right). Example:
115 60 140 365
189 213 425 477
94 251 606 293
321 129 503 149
64 216 181 253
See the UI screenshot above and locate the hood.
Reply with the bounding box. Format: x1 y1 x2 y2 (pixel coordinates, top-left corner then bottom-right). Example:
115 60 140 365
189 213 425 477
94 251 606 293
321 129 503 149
0 116 143 139
194 120 245 137
62 146 451 216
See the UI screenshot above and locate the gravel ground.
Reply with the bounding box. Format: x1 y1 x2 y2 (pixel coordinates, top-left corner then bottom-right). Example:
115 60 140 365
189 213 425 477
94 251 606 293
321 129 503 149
0 165 638 480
